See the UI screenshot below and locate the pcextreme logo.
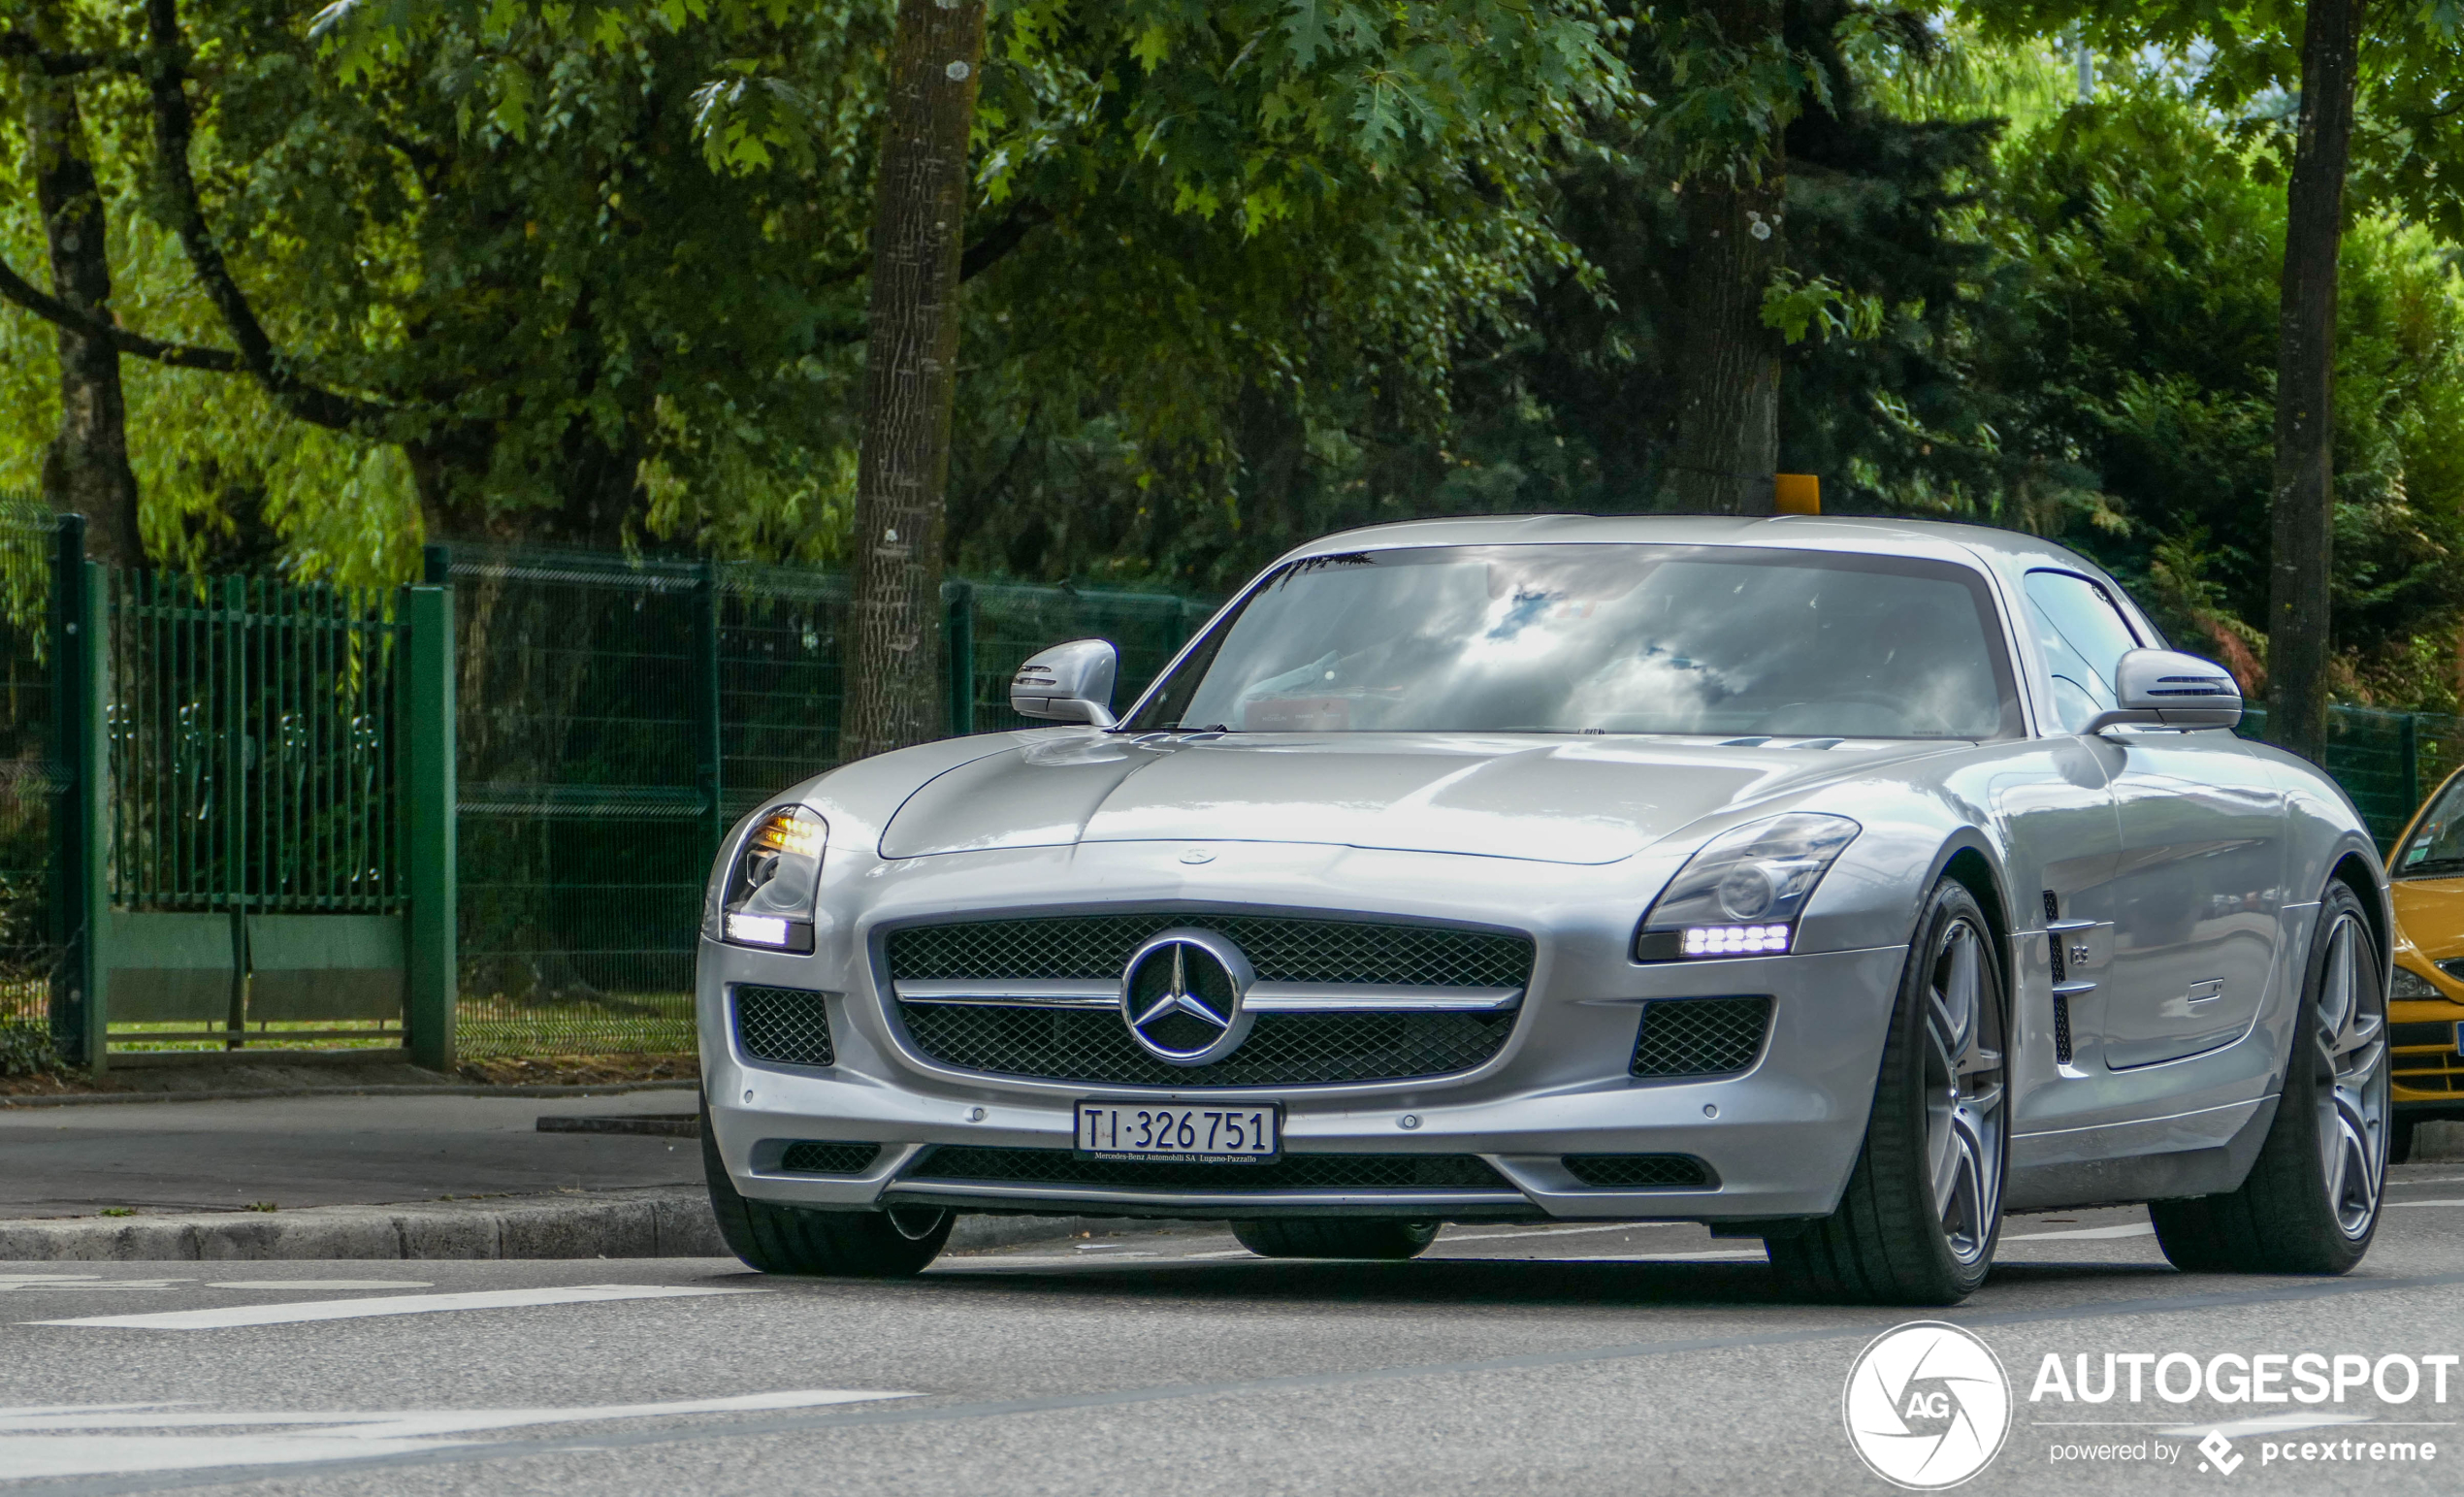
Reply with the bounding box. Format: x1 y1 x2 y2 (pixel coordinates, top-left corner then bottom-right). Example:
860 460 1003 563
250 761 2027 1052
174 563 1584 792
1843 1321 2014 1489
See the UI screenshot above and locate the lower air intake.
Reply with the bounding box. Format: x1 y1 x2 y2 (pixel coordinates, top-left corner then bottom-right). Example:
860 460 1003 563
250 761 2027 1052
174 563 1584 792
1629 995 1772 1078
779 1141 881 1175
1561 1155 1717 1189
735 986 835 1067
904 1147 1510 1192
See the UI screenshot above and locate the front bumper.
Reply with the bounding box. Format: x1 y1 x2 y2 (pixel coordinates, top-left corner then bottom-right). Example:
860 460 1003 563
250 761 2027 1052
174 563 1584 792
699 840 1909 1223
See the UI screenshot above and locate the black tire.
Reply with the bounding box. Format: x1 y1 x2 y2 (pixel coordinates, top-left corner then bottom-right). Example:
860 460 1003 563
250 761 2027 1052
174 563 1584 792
1231 1219 1442 1260
1765 878 2008 1306
2150 883 2387 1275
701 1104 953 1276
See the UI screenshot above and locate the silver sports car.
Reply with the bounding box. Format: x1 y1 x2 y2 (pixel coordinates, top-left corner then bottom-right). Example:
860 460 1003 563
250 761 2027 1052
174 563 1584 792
697 514 2390 1304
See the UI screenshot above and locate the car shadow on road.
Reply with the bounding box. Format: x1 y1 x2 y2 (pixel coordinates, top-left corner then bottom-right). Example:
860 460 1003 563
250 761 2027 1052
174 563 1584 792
869 1254 2188 1312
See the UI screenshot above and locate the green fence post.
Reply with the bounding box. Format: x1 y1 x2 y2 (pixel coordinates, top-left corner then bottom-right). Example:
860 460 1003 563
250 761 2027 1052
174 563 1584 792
695 557 724 861
402 584 457 1072
47 523 107 1073
945 581 976 735
421 542 450 587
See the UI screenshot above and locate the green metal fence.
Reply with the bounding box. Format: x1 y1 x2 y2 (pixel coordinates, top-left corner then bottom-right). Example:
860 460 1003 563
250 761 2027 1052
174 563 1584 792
434 545 1219 1058
0 502 56 1044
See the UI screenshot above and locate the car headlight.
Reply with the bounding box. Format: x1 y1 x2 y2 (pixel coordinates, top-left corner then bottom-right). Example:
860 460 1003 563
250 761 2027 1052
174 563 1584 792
2391 964 2441 1000
721 805 826 954
1634 813 1861 960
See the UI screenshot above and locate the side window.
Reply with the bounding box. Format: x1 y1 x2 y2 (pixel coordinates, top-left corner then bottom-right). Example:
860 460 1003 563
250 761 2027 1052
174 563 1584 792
2024 570 2142 733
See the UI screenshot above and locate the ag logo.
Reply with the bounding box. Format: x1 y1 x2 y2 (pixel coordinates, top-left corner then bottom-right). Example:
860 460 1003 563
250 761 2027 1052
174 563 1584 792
1843 1321 2011 1489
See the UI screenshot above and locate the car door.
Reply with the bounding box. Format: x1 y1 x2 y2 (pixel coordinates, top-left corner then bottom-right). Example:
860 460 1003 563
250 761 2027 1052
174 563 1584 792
2025 570 2287 1069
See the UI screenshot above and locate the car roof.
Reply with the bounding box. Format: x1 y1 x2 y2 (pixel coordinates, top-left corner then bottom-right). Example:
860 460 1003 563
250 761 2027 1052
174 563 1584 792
1277 512 2111 579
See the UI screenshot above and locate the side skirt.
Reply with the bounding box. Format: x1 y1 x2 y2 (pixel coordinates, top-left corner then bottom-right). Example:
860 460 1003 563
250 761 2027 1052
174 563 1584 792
2003 1094 2280 1212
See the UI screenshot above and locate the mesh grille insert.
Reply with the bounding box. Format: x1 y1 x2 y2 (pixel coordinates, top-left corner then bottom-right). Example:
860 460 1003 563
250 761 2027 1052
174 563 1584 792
898 1005 1515 1087
779 1141 880 1174
905 1146 1511 1192
1562 1154 1715 1189
887 914 1533 989
1629 996 1771 1078
2053 992 2074 1065
736 986 835 1067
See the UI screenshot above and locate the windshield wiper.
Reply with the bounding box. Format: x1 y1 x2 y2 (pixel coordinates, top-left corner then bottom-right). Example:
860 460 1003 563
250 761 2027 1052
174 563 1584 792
2398 859 2464 879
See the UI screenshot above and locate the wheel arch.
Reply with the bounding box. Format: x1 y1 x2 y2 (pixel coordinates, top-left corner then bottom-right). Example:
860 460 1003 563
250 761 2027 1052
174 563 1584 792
1932 838 2016 999
2327 851 2390 977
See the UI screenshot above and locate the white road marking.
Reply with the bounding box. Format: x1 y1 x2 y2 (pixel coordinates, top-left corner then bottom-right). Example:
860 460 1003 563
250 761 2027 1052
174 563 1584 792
1439 1221 1690 1246
0 1277 190 1293
2387 1197 2464 1209
204 1281 435 1291
2155 1413 2380 1440
2006 1222 2157 1241
30 1284 762 1331
0 1390 913 1481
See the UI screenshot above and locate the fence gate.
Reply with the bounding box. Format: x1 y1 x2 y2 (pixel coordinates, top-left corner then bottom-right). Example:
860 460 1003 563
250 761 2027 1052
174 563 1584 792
47 553 456 1074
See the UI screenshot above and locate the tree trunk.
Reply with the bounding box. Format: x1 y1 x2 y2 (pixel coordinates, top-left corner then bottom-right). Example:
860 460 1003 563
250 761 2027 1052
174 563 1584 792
28 73 142 566
2264 0 2367 765
836 0 987 763
1660 0 1786 517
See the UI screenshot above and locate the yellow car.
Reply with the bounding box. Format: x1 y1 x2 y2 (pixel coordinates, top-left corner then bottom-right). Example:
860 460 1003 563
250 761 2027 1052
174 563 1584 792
2386 765 2464 1159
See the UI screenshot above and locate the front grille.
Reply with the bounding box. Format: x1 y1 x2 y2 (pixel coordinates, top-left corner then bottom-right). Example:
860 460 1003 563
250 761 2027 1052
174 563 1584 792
887 914 1533 989
779 1141 881 1174
1629 996 1771 1078
904 1146 1510 1192
736 986 834 1066
898 1004 1515 1087
1562 1154 1716 1189
887 913 1531 1087
2391 1021 2461 1051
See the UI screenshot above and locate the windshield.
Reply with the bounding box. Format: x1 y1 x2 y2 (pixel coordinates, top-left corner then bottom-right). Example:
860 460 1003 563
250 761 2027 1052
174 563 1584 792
1128 544 2021 739
2397 773 2464 879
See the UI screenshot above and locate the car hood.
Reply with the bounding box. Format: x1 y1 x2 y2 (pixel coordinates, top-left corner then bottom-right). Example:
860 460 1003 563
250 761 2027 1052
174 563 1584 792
2393 877 2464 962
876 733 1948 865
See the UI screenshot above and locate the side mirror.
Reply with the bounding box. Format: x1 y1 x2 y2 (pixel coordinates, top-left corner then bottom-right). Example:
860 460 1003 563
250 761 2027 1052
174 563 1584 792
1011 639 1119 728
2083 648 2243 734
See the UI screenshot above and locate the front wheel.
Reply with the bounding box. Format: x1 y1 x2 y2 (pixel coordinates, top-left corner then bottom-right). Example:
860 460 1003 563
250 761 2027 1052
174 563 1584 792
1765 878 2008 1305
2150 883 2387 1275
1232 1219 1441 1260
701 1105 954 1276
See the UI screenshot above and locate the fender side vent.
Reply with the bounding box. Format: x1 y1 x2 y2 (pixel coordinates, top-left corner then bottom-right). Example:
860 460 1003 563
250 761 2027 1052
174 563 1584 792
1562 1154 1716 1189
2053 993 2074 1065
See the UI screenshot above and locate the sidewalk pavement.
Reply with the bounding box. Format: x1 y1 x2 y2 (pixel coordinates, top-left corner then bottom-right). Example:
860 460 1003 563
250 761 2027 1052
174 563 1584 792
0 1083 1142 1262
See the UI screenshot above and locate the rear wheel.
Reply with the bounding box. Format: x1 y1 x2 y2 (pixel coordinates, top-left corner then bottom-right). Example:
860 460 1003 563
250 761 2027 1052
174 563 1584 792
1231 1219 1441 1260
701 1105 953 1276
2150 884 2387 1275
1765 878 2007 1305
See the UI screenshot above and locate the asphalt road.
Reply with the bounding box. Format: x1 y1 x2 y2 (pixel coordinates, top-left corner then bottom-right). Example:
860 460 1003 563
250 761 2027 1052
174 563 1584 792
8 1165 2464 1495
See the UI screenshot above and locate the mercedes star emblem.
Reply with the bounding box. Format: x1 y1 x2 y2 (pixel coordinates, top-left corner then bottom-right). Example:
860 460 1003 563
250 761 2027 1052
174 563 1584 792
1119 927 1256 1066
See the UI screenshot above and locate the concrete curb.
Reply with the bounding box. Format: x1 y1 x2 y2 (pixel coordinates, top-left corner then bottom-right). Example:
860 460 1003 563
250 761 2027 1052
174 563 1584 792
0 1081 697 1109
0 1188 1160 1262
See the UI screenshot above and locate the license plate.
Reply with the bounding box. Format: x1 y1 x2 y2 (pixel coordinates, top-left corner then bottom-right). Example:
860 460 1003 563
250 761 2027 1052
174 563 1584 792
1074 1101 1281 1162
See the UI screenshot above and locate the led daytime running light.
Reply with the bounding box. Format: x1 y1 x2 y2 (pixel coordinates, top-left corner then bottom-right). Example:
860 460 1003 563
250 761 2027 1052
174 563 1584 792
1682 924 1792 957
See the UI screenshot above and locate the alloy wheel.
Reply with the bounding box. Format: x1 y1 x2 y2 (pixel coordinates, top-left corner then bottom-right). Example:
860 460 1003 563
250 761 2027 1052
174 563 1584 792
1923 918 2005 1266
2311 912 2388 1240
